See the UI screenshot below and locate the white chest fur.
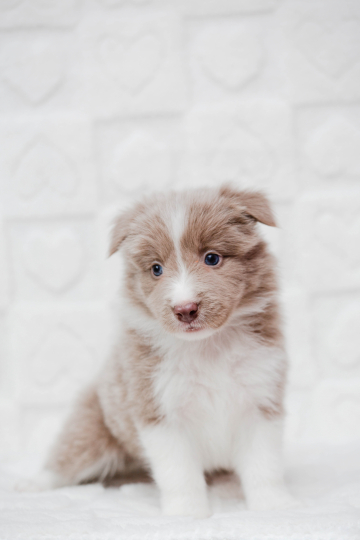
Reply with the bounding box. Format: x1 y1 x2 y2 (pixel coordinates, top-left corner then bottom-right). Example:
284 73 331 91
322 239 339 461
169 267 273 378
151 332 283 471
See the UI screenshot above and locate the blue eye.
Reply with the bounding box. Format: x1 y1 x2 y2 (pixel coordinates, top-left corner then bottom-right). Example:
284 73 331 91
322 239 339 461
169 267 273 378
205 253 220 266
152 264 163 276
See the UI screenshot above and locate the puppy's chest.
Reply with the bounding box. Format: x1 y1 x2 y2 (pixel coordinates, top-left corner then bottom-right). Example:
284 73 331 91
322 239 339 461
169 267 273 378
153 351 246 425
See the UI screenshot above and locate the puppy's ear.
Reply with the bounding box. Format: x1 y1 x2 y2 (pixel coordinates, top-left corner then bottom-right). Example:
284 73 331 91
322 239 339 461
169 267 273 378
239 190 276 227
109 208 134 256
220 185 276 227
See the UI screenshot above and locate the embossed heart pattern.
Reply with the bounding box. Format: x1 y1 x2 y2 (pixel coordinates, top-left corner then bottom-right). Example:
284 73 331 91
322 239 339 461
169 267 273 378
14 139 78 200
296 21 360 78
100 32 163 93
23 229 84 293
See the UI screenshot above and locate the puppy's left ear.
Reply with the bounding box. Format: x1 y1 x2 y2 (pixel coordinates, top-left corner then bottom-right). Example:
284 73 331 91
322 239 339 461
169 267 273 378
220 186 276 227
109 207 134 256
240 190 276 227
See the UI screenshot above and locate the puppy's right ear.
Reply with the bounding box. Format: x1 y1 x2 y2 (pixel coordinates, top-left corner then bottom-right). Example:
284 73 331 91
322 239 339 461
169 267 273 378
109 208 133 256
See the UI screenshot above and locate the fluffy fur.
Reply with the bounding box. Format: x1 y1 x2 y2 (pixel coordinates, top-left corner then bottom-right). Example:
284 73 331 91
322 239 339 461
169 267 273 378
41 185 294 517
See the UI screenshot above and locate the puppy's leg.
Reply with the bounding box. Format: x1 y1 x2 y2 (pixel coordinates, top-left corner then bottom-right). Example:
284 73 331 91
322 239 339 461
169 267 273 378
235 413 296 511
139 423 210 518
42 387 126 489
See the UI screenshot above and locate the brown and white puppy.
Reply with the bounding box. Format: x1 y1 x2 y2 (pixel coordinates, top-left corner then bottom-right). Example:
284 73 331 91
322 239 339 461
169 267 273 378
39 185 294 517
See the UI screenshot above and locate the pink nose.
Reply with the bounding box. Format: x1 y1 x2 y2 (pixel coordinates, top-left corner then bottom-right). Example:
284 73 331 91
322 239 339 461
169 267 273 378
174 302 199 323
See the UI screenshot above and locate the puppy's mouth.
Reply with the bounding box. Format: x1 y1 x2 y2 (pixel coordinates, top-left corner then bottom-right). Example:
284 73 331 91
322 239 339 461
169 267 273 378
183 324 203 333
177 320 206 333
173 320 217 341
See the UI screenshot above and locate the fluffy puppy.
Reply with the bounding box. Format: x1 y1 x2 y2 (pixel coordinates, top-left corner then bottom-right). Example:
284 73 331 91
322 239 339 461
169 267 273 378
41 185 294 517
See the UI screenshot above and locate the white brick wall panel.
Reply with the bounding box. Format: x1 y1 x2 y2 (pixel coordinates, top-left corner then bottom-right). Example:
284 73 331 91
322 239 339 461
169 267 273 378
187 14 289 105
189 18 266 94
79 10 188 117
19 405 71 461
8 220 100 302
0 30 82 112
0 116 97 218
307 380 360 444
296 106 360 193
0 403 20 460
0 218 9 310
0 0 80 28
293 190 360 294
282 287 315 389
178 102 295 201
283 388 314 445
95 117 180 203
312 293 360 380
0 313 14 403
272 202 303 289
9 305 112 406
282 0 360 103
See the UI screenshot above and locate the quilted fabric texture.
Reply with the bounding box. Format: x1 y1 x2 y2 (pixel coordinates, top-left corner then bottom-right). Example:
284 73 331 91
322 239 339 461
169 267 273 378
0 0 359 538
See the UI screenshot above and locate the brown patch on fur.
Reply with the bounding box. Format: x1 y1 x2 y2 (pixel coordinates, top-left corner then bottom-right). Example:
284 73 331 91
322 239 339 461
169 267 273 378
245 301 283 346
125 329 164 425
110 197 175 260
96 340 163 465
103 469 152 487
47 387 127 483
234 239 283 348
259 402 284 419
128 215 173 271
182 194 257 258
97 330 164 469
219 185 277 227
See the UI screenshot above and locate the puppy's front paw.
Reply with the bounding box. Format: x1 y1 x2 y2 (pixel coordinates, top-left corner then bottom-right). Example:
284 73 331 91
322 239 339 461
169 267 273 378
162 493 211 518
247 486 299 511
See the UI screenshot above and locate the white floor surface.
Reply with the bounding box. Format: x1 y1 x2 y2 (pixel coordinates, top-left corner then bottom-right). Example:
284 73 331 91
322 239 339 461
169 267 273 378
0 444 359 540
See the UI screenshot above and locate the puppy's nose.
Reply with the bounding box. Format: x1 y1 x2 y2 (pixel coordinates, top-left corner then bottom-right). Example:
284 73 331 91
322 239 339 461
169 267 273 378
174 302 199 323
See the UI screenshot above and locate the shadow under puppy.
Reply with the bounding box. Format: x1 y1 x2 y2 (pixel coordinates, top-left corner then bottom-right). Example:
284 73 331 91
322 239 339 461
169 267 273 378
40 185 295 517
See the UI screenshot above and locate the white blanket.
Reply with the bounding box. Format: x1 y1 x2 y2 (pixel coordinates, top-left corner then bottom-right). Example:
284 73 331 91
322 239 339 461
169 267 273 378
1 444 359 540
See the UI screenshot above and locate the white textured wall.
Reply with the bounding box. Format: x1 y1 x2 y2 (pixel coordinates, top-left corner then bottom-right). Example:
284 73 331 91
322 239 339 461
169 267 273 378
1 0 360 462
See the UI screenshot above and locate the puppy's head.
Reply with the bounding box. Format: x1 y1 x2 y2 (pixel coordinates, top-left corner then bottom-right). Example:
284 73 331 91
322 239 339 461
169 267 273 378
110 185 276 341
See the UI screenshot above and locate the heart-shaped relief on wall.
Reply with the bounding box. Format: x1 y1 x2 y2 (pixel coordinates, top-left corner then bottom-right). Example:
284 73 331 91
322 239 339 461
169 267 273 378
23 229 85 293
111 131 171 193
30 326 94 388
326 305 360 370
211 125 276 186
295 21 360 79
100 31 163 93
14 138 78 200
197 27 264 90
315 212 360 266
1 36 65 103
304 116 360 177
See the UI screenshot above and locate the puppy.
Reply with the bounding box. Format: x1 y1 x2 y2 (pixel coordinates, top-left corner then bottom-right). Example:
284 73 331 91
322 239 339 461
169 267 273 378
40 185 294 517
